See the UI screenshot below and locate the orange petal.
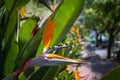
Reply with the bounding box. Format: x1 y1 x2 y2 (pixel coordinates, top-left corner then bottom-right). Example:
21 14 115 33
19 7 26 18
46 54 65 59
43 17 57 49
74 69 81 80
72 39 77 44
66 65 71 73
46 54 84 64
69 26 76 33
75 28 82 41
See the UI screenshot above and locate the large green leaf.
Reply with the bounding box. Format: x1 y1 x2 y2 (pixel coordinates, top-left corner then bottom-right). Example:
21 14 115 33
40 66 59 80
15 17 39 69
19 18 38 50
101 65 120 80
50 0 84 47
27 66 50 80
36 0 84 58
4 34 19 75
15 0 84 79
15 27 43 70
4 11 17 44
2 11 18 64
3 11 19 76
29 0 84 80
4 0 30 11
28 66 59 80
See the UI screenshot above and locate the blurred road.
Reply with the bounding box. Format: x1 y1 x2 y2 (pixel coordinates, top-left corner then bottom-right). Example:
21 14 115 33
71 46 120 80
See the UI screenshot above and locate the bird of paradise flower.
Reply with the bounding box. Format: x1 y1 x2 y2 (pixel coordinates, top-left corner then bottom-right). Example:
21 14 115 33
3 17 84 80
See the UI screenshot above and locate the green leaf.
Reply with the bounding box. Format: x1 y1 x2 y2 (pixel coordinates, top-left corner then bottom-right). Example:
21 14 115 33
4 0 30 11
27 66 50 80
15 28 43 70
41 66 59 80
2 73 15 80
29 0 84 80
57 70 74 80
0 6 6 24
3 12 18 73
19 18 38 50
100 65 120 80
28 66 59 80
0 0 4 8
14 0 30 11
50 0 84 47
39 0 53 11
4 0 15 11
36 0 84 58
18 72 27 80
4 11 17 43
3 12 18 76
16 0 84 79
58 70 69 79
4 34 19 75
15 17 38 69
3 11 17 67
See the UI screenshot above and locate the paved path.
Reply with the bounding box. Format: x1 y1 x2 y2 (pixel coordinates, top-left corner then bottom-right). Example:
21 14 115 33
71 48 120 80
95 49 107 59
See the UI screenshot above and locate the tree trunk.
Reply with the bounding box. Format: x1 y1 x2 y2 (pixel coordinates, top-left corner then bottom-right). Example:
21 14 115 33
107 33 114 59
96 33 99 47
99 34 102 46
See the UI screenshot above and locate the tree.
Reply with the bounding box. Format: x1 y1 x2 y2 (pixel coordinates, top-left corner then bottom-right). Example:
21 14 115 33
85 7 106 47
86 0 120 58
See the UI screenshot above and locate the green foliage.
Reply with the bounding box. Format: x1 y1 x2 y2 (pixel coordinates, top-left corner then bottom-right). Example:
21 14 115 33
15 17 39 70
51 0 84 46
55 70 74 80
1 0 84 80
4 0 30 11
19 17 38 49
85 0 120 79
101 66 120 80
4 34 19 75
29 0 84 80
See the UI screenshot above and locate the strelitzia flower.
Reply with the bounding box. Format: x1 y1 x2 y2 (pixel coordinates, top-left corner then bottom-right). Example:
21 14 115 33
43 17 57 51
31 11 51 38
13 53 84 76
3 17 84 80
